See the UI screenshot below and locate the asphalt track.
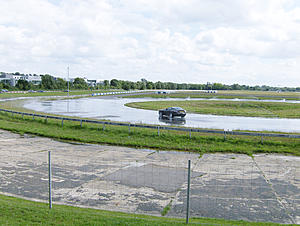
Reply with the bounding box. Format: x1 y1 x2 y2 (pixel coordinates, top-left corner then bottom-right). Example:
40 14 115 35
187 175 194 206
24 96 300 132
0 129 299 224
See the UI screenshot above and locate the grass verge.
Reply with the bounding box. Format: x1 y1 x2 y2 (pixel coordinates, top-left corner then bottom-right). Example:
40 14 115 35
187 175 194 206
0 112 299 156
126 100 300 118
123 90 300 100
0 89 124 99
0 194 289 225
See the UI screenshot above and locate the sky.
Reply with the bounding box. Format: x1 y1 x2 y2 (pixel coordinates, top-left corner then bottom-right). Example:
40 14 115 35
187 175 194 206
0 0 300 87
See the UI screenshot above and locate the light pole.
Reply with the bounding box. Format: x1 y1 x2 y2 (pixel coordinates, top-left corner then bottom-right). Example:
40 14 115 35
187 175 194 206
67 66 69 98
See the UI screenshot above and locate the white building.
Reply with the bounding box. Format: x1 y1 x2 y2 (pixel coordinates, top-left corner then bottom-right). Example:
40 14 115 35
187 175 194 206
0 73 42 86
83 77 104 87
22 74 42 85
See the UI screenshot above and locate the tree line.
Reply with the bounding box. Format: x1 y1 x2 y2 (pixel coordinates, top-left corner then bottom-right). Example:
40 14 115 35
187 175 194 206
1 73 299 92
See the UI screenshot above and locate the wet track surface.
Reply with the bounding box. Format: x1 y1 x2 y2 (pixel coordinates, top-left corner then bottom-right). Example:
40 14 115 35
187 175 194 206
24 96 300 132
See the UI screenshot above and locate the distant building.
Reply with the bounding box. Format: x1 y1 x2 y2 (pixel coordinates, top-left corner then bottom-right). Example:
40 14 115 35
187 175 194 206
22 74 42 85
0 73 15 86
83 77 104 87
0 72 41 86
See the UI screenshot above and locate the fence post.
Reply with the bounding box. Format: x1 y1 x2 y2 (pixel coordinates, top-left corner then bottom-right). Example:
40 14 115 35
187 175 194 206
103 125 105 131
22 113 24 119
33 115 35 120
189 129 191 139
61 119 64 127
186 160 191 224
224 130 226 141
48 151 52 209
80 120 83 128
261 135 263 144
45 116 48 123
158 126 160 136
129 124 131 133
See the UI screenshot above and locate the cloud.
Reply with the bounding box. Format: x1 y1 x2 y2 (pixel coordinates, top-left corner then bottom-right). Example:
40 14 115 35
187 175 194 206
0 0 300 86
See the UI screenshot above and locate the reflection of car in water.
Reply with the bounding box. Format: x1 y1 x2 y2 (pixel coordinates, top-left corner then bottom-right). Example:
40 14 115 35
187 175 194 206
159 107 186 118
159 117 186 125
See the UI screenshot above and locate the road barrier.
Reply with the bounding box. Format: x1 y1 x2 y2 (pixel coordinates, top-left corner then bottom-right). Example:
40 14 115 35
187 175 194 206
91 90 143 96
1 108 300 139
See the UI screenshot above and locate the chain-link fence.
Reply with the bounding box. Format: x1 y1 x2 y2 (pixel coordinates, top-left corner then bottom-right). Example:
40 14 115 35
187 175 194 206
0 129 299 224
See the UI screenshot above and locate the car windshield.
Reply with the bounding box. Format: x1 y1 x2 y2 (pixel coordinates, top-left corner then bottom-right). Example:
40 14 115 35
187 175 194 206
167 107 183 110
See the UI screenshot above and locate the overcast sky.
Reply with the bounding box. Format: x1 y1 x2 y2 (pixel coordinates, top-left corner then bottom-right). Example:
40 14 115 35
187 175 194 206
1 0 300 86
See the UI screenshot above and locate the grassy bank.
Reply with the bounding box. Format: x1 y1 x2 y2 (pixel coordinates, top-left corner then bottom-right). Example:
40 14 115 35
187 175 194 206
124 90 300 100
0 194 285 225
0 89 125 99
0 111 299 156
126 100 300 118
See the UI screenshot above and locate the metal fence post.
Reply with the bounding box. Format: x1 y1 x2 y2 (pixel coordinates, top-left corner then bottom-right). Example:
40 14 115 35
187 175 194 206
261 136 263 144
129 124 131 133
186 160 191 224
224 130 226 141
80 120 83 128
103 125 105 131
61 119 64 127
22 113 24 119
158 126 160 136
33 115 35 120
45 116 48 123
189 129 191 139
48 151 52 209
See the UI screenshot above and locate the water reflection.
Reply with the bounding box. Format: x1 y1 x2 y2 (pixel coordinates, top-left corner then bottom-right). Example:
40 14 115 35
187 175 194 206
159 117 186 125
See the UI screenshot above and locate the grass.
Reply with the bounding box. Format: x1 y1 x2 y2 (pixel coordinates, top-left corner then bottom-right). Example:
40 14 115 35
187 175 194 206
0 89 122 99
0 194 287 225
126 100 300 118
161 200 173 216
124 90 300 100
0 111 299 156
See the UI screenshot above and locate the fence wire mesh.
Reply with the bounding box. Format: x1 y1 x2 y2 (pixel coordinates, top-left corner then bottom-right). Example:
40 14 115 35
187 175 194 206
0 129 299 224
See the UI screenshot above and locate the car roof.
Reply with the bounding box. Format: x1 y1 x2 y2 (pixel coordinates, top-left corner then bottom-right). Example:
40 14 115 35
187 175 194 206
167 107 184 110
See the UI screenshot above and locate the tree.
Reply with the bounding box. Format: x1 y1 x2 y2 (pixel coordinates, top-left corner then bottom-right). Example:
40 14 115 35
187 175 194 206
104 80 110 89
73 77 88 89
41 74 57 90
110 79 120 88
16 79 31 90
146 82 154 89
212 83 224 90
155 81 162 89
121 81 131 90
129 82 136 90
56 78 67 90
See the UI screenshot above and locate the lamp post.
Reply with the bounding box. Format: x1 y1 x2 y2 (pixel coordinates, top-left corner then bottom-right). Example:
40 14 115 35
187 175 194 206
67 66 69 98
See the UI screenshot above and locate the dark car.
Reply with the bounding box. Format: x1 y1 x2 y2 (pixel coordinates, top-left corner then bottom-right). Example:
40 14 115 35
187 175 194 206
159 107 186 118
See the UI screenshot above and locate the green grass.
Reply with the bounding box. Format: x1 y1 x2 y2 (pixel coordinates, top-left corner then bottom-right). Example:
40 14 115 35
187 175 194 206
0 89 122 99
161 200 173 216
0 194 287 225
0 112 299 156
126 100 300 118
124 90 300 100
